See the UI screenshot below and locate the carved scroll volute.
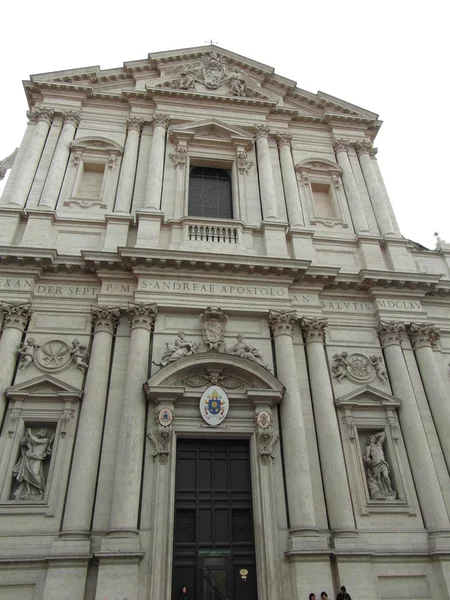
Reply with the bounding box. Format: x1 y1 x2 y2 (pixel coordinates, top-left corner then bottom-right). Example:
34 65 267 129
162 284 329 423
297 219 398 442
255 408 278 465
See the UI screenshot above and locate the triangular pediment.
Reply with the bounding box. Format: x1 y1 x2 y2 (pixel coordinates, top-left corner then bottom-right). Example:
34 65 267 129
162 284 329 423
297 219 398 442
170 119 253 144
335 385 401 408
6 374 82 400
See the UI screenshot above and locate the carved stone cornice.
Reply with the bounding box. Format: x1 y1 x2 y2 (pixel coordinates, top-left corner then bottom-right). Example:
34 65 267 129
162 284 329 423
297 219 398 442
62 110 81 128
126 116 144 133
377 321 405 348
91 306 121 334
152 113 170 130
407 323 441 350
169 146 188 169
0 302 32 331
128 303 157 331
253 124 270 141
355 140 373 157
276 131 292 148
301 317 328 344
332 138 350 154
268 309 297 338
236 151 253 174
26 107 54 125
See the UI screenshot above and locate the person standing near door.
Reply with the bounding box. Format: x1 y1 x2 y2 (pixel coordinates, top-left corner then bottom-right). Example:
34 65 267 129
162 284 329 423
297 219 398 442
337 585 352 600
179 585 189 599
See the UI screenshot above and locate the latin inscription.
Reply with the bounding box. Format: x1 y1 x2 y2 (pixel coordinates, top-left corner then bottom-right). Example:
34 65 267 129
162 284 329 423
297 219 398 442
0 277 33 290
376 299 422 311
34 284 100 297
139 279 288 298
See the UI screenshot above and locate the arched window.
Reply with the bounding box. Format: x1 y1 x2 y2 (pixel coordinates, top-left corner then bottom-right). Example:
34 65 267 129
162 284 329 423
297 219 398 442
188 166 233 219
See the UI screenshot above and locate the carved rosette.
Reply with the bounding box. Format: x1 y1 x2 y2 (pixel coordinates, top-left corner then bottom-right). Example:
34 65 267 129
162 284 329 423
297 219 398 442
257 426 279 465
152 113 170 130
0 302 32 331
355 140 373 157
26 107 54 125
332 138 350 154
253 124 270 141
301 317 328 344
91 306 121 334
169 146 188 169
62 110 81 128
147 425 172 464
126 116 144 133
268 310 297 338
407 323 441 350
377 321 405 348
236 151 253 174
276 132 293 149
128 303 158 331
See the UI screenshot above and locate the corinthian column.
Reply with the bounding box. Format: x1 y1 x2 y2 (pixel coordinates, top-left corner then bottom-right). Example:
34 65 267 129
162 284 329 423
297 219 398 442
407 323 450 471
9 108 54 208
276 132 303 226
333 139 369 233
356 141 394 236
268 310 316 533
378 321 450 531
61 307 121 537
0 303 32 424
108 303 157 537
115 117 144 213
144 114 170 210
301 317 355 534
254 125 278 220
39 110 80 209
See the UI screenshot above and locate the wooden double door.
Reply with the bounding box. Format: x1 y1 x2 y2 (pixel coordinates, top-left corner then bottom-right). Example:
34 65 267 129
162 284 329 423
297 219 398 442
172 439 258 600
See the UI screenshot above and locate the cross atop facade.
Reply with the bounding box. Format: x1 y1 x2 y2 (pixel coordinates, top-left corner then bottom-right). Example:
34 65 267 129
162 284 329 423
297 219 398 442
204 39 218 45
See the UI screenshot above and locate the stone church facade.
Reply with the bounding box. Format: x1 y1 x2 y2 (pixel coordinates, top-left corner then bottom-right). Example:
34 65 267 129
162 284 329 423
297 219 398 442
0 45 450 600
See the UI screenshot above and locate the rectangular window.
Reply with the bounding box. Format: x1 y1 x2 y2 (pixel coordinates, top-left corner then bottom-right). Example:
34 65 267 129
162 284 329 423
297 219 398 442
311 182 337 218
77 162 105 199
188 167 233 219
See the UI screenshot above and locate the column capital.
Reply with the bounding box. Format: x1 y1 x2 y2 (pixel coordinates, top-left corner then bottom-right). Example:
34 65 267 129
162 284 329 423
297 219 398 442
355 140 374 157
236 151 253 174
126 116 144 133
62 110 81 127
253 124 270 140
0 302 32 331
378 321 405 347
91 306 121 334
152 113 170 130
268 309 297 337
407 322 440 350
128 303 157 331
332 138 350 154
301 317 328 344
276 131 292 148
169 145 188 169
26 107 54 125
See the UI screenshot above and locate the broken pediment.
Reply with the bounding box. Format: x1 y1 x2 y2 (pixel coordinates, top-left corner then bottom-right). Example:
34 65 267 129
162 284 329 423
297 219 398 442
335 385 401 410
6 374 82 401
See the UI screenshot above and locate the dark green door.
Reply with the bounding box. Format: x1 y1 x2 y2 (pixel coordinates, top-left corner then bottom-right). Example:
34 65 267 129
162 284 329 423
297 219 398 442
172 440 257 600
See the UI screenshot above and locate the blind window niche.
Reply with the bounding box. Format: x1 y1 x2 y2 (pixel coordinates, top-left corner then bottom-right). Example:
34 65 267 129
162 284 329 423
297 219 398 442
311 182 337 219
188 166 233 219
77 162 105 199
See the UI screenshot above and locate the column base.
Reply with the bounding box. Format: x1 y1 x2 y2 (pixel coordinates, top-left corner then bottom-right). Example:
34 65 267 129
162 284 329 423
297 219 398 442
104 213 132 251
43 539 92 600
287 528 329 552
357 235 386 270
428 530 450 552
261 220 289 257
288 228 315 261
286 552 334 600
21 209 56 247
0 207 23 245
382 237 417 271
135 210 164 248
333 552 378 600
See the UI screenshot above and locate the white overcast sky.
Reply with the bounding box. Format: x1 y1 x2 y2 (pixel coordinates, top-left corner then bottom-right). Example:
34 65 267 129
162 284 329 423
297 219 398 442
0 0 448 250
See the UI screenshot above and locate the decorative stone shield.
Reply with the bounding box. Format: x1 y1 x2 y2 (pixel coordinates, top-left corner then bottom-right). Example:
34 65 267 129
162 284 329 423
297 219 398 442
199 386 229 426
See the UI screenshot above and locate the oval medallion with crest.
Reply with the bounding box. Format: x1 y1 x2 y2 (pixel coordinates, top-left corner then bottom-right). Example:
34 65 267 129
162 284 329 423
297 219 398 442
199 386 229 426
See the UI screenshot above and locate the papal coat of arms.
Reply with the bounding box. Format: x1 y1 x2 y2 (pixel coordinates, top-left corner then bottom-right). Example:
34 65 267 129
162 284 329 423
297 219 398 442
199 306 228 350
199 386 229 426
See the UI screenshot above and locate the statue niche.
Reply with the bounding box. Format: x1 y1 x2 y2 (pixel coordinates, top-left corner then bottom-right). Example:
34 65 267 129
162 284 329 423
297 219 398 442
363 431 397 500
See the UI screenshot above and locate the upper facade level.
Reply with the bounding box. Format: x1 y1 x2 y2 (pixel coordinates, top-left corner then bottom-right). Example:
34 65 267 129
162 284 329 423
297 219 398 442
0 45 448 288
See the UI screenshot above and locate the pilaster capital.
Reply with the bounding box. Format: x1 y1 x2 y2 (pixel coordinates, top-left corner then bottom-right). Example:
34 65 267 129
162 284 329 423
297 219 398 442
91 306 121 334
276 131 292 148
169 145 188 169
378 321 405 348
407 322 441 350
268 309 297 337
332 138 350 154
128 303 157 331
126 116 144 133
355 140 374 157
26 107 54 125
301 317 328 344
62 110 81 127
236 151 253 174
253 124 270 141
152 113 170 131
0 302 32 331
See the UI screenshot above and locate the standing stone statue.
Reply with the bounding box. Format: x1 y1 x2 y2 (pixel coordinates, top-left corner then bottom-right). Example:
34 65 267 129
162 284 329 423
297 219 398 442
12 428 54 500
228 334 268 368
363 431 396 500
18 337 39 370
70 339 89 372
